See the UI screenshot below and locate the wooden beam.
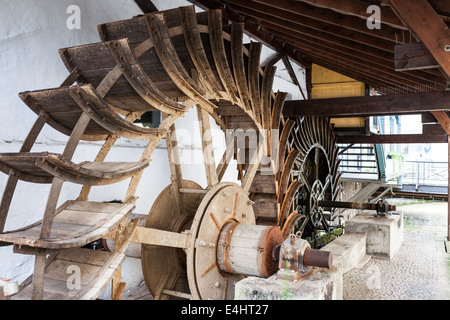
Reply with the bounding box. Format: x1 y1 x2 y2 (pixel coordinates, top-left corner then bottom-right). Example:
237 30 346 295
270 28 440 90
389 0 450 79
395 42 440 71
293 0 406 30
186 1 312 69
281 56 307 100
337 134 448 144
431 111 450 135
249 0 401 42
225 0 397 51
283 91 450 117
134 0 158 13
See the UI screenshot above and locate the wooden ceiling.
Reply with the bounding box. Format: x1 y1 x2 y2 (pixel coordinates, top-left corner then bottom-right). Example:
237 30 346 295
187 0 449 95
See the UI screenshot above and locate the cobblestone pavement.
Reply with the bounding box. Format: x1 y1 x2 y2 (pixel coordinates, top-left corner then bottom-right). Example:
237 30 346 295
343 201 450 300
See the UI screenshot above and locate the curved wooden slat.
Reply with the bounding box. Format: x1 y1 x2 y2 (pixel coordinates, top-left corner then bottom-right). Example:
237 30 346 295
70 85 168 140
271 91 288 130
146 13 218 113
108 39 185 115
0 201 133 249
261 64 277 157
261 65 276 131
276 119 295 179
278 180 304 227
0 152 150 186
277 149 300 203
248 42 262 124
208 10 239 104
179 6 223 101
18 89 109 142
231 22 251 111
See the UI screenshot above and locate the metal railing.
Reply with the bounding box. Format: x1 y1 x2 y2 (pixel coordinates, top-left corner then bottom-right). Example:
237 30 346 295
400 160 448 187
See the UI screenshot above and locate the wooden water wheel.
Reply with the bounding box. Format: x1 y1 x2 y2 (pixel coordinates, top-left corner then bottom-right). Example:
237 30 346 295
0 6 342 300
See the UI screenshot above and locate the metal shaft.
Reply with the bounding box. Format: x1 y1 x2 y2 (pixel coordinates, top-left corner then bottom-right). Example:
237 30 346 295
304 248 333 269
318 200 396 212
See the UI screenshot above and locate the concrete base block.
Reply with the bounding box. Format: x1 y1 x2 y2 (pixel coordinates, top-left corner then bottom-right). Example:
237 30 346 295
234 267 343 300
345 212 403 260
321 233 369 274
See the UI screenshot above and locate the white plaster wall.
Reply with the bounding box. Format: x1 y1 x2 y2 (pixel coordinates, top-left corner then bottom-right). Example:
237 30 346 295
0 0 301 298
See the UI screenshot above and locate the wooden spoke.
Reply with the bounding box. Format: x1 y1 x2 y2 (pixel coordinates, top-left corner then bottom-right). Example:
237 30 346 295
180 6 223 100
108 39 185 114
208 10 239 104
146 13 218 113
248 42 263 123
231 22 252 110
277 149 300 203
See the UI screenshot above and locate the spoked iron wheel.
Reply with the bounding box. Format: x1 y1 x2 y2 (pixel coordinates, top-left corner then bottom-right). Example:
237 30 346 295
280 116 342 245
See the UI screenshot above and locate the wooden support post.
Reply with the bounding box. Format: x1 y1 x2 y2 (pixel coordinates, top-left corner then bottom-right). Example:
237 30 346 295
197 107 219 187
0 112 48 233
431 111 450 135
134 0 159 13
165 121 185 215
448 135 450 241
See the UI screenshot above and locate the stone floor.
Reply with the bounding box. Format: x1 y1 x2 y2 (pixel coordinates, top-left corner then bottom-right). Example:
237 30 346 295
122 200 450 301
343 201 449 300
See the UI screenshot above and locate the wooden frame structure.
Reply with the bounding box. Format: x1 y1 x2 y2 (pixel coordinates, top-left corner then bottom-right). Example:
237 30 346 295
1 0 449 300
187 0 450 240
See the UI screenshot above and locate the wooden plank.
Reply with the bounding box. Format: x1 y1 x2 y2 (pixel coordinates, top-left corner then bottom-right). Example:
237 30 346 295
337 134 448 144
252 193 277 219
283 91 450 117
390 0 450 79
249 173 276 194
395 42 440 71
